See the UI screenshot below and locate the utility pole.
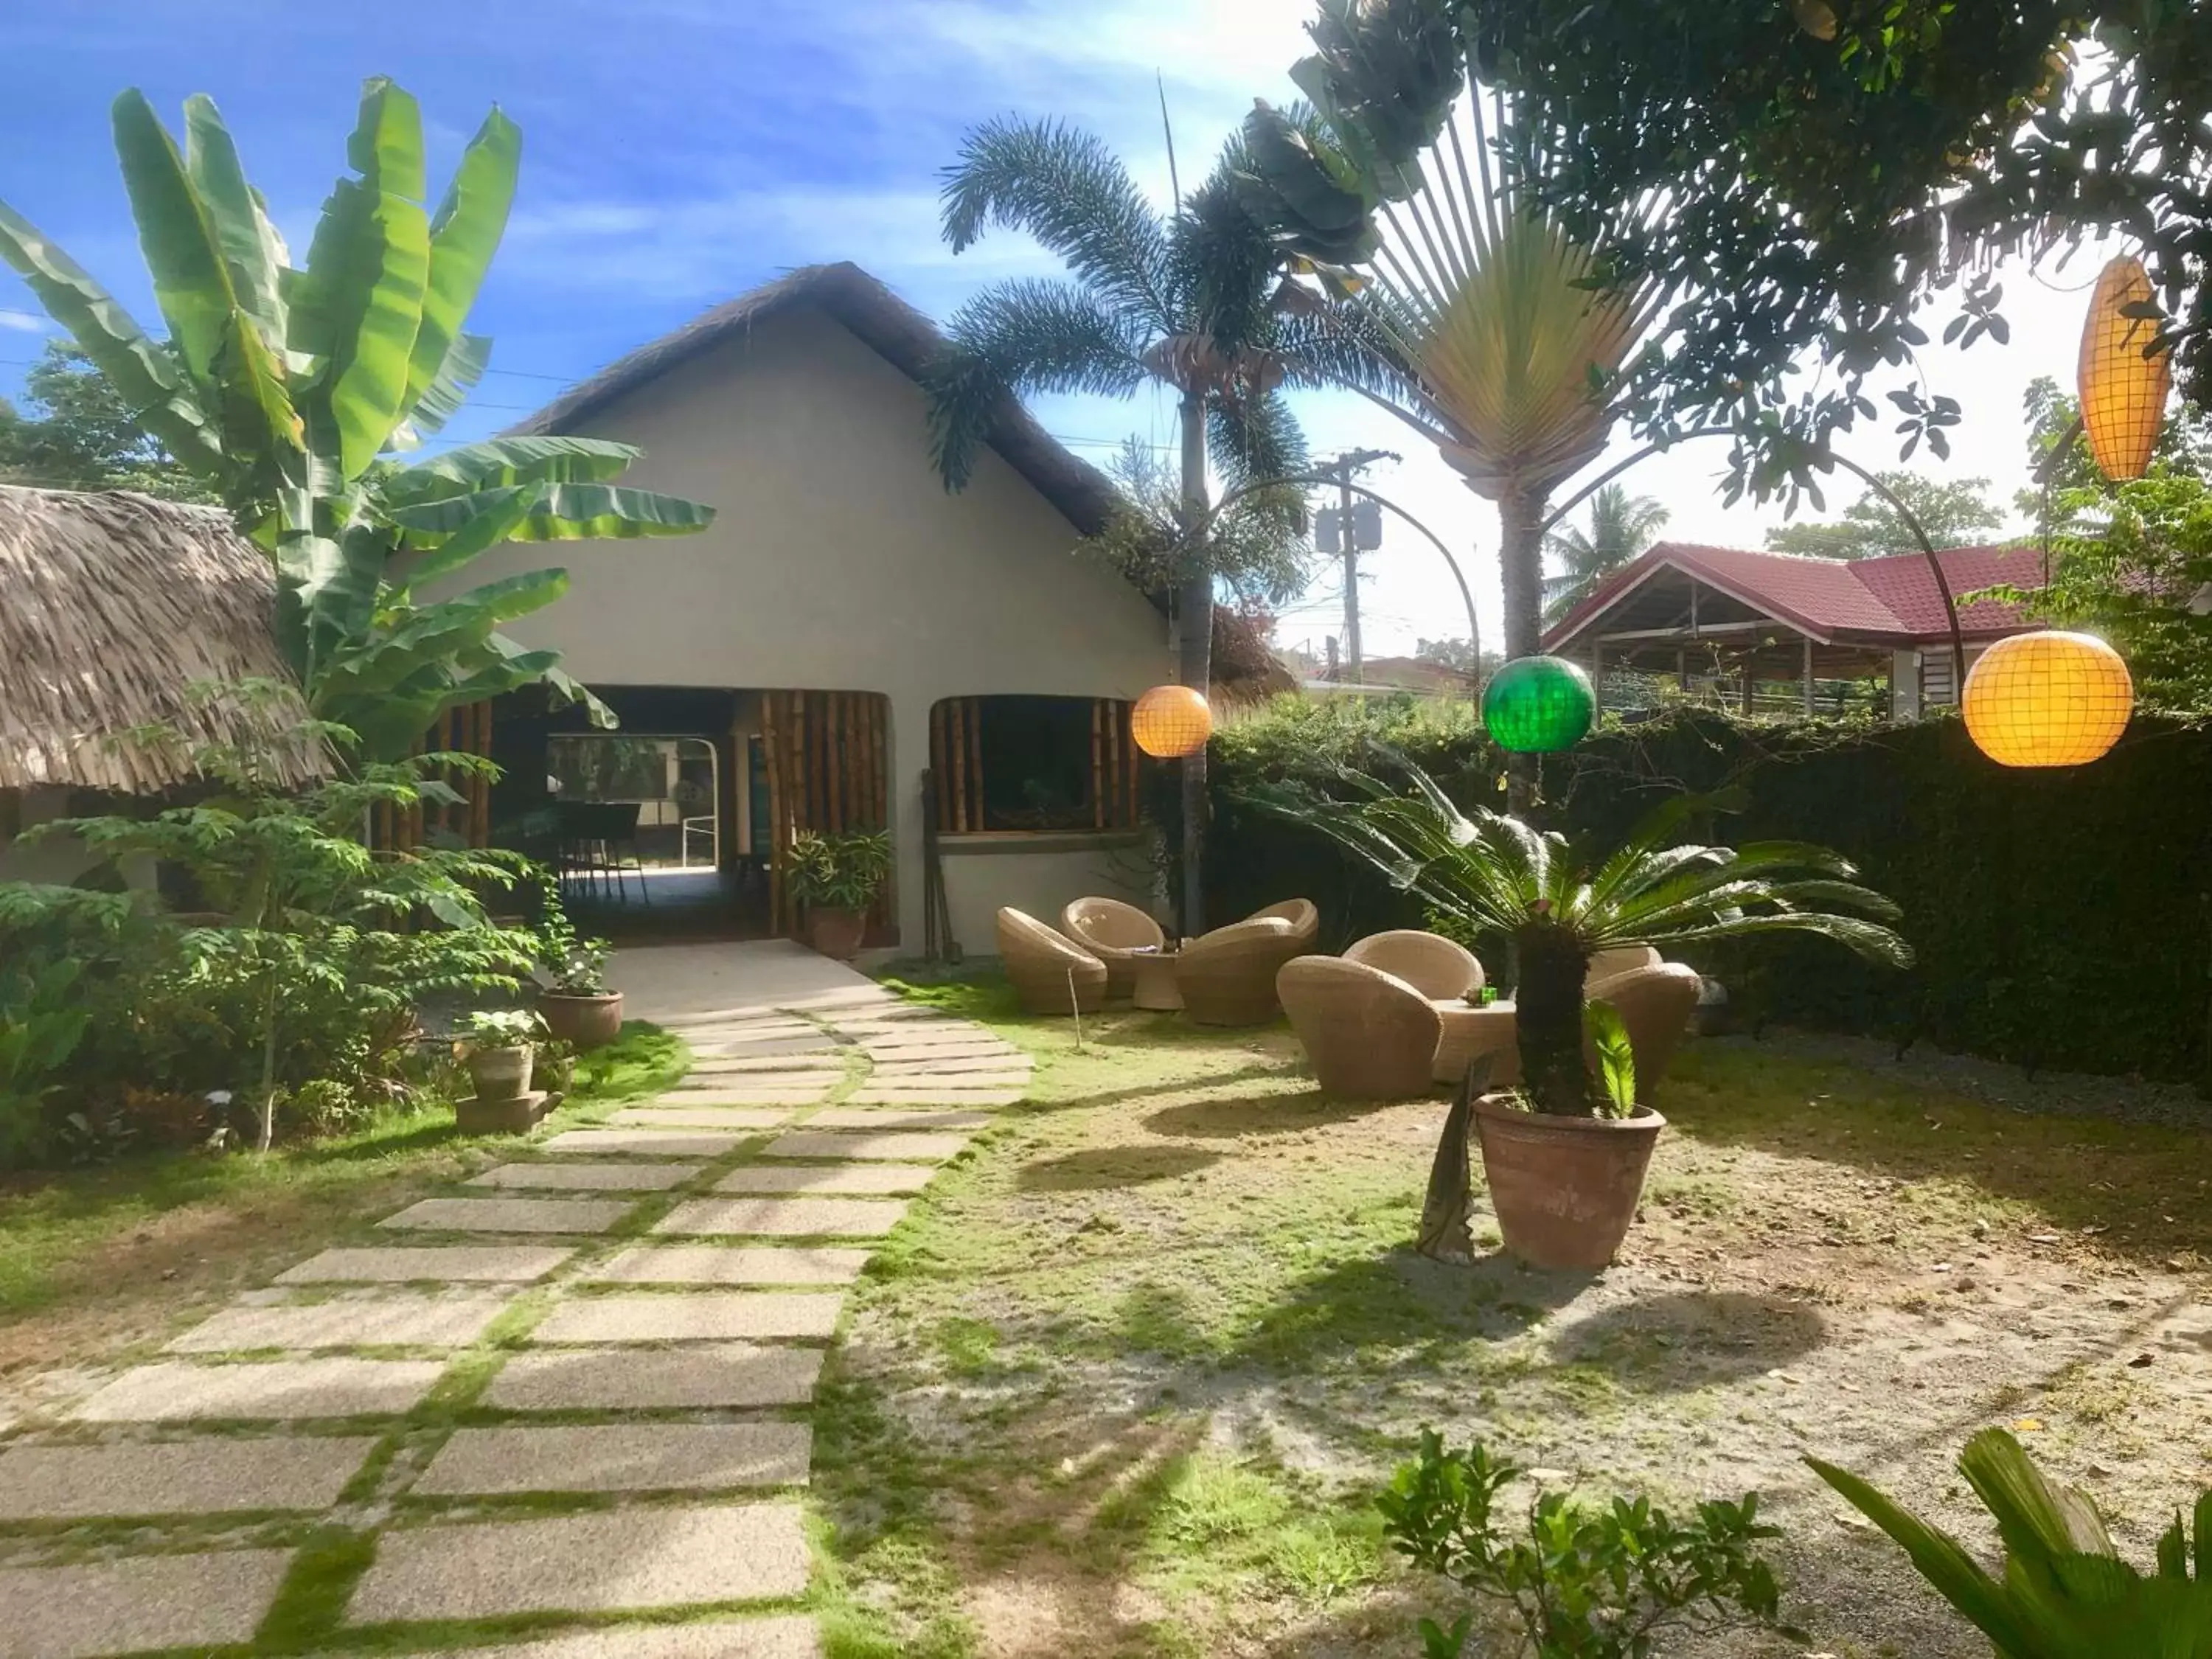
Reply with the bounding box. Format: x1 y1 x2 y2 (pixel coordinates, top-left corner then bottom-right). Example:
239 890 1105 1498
1312 448 1396 684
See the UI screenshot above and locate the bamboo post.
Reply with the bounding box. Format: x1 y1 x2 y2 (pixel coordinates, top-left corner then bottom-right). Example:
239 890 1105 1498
967 696 984 830
950 699 969 832
830 692 846 832
762 692 786 934
1122 700 1138 830
1091 700 1105 829
929 701 947 832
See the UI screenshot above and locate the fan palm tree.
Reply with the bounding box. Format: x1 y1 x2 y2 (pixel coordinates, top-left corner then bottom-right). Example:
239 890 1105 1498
1233 0 1660 798
1543 484 1669 622
1257 761 1909 1115
923 116 1388 931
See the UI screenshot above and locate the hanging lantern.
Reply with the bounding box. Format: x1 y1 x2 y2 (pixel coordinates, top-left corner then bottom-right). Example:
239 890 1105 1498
1482 655 1596 754
2079 257 2171 482
1130 684 1214 758
1961 631 2133 768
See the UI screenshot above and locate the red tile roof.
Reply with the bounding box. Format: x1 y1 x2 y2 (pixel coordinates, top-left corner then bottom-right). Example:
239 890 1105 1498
1544 541 2047 650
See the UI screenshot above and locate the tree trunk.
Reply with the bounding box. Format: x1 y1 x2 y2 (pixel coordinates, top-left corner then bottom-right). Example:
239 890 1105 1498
1176 392 1211 936
1514 918 1592 1116
1498 488 1546 814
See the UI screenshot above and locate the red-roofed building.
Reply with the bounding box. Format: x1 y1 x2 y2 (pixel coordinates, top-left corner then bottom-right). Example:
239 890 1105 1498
1541 542 2048 715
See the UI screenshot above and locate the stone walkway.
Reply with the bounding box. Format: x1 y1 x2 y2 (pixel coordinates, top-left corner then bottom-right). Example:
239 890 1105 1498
0 946 1027 1658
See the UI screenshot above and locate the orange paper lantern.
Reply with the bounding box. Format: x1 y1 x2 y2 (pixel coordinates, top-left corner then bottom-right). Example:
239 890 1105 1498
1130 684 1213 758
1961 631 2132 768
2079 257 2172 482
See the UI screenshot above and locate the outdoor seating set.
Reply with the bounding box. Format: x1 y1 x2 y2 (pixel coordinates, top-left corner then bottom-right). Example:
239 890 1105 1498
995 897 1319 1024
999 898 1703 1105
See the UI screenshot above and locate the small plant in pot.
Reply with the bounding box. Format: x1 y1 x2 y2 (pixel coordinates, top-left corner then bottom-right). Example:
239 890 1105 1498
787 829 892 961
456 1008 546 1103
535 897 622 1051
1259 763 1910 1269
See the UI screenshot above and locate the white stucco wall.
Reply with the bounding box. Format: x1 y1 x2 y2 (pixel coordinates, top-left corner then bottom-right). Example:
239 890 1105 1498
940 832 1162 960
0 787 154 890
459 305 1172 946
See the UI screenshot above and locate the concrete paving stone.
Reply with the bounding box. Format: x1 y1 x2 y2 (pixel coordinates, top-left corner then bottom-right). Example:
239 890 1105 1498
860 1034 1018 1055
762 1131 970 1163
712 1164 934 1196
683 1053 844 1074
869 1052 1031 1074
469 1161 706 1192
277 1245 574 1284
0 1549 294 1658
0 1436 378 1519
641 1088 830 1107
435 1615 822 1659
484 1344 824 1411
865 1069 1029 1088
347 1502 809 1623
848 1088 1021 1107
666 1012 822 1034
532 1292 842 1343
613 1107 810 1129
68 1357 446 1422
688 1034 834 1058
808 1107 997 1130
380 1197 636 1234
586 1245 871 1284
414 1422 812 1496
167 1292 512 1353
543 1129 759 1156
654 1197 908 1238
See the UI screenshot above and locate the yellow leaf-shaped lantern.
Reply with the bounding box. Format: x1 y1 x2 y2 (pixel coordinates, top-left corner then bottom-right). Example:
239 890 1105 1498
2078 257 2172 482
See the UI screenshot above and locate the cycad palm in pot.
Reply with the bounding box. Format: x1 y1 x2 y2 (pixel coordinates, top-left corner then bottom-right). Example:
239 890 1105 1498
1259 765 1911 1267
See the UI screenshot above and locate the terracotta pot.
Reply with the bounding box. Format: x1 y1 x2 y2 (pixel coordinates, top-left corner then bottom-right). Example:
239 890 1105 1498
1472 1092 1665 1270
807 905 868 961
456 1089 546 1135
540 990 625 1051
465 1043 534 1102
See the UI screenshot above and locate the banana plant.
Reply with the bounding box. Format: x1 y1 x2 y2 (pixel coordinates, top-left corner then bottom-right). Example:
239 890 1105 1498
1809 1429 2212 1655
0 80 714 761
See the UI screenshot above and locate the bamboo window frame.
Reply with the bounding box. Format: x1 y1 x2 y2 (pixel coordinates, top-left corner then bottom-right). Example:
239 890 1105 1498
928 696 1141 835
757 689 894 939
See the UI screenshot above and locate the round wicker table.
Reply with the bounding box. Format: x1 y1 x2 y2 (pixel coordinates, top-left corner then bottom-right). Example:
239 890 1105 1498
1433 999 1520 1087
1129 945 1185 1012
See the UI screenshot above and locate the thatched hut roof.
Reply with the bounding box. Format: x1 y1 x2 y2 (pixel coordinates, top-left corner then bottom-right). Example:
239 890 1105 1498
0 485 324 793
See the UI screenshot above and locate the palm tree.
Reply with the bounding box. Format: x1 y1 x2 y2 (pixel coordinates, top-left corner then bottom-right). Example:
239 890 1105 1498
1259 762 1909 1115
1543 484 1669 622
1234 1 1659 800
923 117 1382 931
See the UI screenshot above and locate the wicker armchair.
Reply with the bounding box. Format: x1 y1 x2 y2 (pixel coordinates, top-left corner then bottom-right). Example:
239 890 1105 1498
996 907 1107 1015
1060 897 1166 1000
1245 897 1320 949
1175 916 1304 1026
1584 961 1702 1102
1343 930 1484 1004
1586 944 1661 995
1278 956 1441 1099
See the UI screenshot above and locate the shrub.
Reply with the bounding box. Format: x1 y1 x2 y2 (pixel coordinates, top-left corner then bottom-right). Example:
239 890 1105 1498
1380 1431 1784 1658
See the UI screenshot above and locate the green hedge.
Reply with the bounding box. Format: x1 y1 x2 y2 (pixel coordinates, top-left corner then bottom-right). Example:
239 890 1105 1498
1193 698 2212 1087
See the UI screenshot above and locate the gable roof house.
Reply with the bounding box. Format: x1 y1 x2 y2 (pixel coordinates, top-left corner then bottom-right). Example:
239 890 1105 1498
1543 540 2050 717
457 261 1174 951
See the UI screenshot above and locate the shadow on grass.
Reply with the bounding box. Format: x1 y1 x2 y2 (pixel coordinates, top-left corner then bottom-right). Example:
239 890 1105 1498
1666 1042 2212 1268
1026 1061 1307 1116
1550 1289 1828 1391
1018 1144 1222 1191
1142 1090 1391 1138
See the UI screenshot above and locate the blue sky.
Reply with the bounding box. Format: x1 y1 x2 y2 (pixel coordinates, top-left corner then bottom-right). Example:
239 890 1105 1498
0 1 2110 657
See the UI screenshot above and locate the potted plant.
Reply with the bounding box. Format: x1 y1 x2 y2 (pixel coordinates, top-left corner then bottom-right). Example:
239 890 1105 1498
536 899 622 1051
786 829 892 961
456 1009 546 1104
534 1037 578 1096
1262 765 1909 1269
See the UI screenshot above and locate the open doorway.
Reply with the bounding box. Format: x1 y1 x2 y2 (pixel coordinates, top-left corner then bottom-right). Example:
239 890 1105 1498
546 733 723 904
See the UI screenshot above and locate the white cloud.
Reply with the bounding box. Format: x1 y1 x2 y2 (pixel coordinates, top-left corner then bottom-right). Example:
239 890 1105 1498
0 308 46 333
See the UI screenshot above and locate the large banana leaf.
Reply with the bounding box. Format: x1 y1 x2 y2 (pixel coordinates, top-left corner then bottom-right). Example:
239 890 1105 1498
110 90 237 386
291 78 431 479
388 330 488 447
386 481 716 545
181 93 290 352
378 436 643 509
390 485 537 590
404 108 518 420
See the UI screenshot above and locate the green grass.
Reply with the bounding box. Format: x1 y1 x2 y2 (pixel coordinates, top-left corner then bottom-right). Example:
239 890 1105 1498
0 1021 684 1320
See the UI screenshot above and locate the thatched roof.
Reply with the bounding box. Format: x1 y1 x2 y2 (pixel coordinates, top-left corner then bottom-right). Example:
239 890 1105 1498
511 261 1126 536
0 485 324 793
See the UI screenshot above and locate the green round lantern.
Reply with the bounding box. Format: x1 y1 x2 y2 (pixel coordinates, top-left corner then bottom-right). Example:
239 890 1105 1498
1482 655 1596 753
